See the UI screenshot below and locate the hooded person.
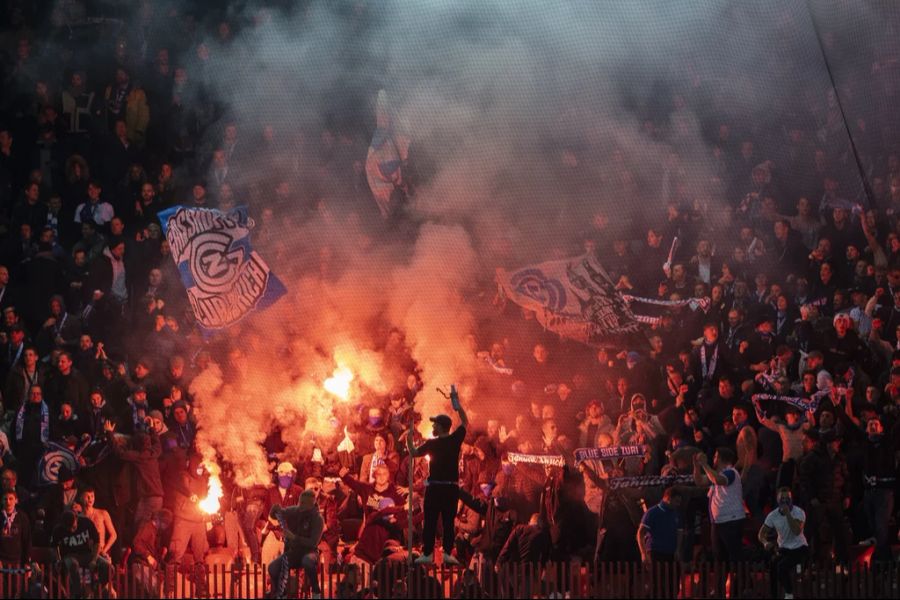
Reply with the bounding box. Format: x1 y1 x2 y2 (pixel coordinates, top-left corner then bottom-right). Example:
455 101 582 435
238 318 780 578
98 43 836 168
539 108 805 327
110 416 163 528
260 462 304 566
458 476 518 563
267 488 324 599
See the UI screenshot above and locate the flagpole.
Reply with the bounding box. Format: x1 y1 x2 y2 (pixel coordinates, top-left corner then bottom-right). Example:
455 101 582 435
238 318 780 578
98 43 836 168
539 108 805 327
407 419 414 599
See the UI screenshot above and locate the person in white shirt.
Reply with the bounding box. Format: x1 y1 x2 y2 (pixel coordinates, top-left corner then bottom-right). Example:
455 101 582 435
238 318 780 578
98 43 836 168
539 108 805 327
694 447 745 562
758 488 808 599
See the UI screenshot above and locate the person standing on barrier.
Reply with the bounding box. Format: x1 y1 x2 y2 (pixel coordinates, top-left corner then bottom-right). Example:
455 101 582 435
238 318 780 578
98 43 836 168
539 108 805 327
758 488 808 600
407 384 468 566
694 447 745 563
267 489 324 599
50 510 104 598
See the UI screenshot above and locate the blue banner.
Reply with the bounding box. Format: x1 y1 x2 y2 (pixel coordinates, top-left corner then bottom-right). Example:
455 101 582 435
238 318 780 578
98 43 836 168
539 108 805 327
38 441 79 485
158 205 286 329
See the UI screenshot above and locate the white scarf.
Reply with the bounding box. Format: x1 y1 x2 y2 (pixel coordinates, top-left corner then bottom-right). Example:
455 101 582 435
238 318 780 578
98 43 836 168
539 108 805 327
701 343 718 381
2 509 16 536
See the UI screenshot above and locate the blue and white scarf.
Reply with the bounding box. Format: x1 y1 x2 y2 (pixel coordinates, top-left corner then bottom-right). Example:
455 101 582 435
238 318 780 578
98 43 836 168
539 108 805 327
15 400 49 444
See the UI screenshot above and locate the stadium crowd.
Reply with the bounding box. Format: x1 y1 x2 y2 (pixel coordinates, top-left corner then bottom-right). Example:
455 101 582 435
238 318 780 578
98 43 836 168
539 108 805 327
0 2 897 599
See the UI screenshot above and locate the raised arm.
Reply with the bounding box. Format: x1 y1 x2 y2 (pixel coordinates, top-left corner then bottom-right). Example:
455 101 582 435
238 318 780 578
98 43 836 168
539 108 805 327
450 385 469 428
693 452 727 486
752 397 780 432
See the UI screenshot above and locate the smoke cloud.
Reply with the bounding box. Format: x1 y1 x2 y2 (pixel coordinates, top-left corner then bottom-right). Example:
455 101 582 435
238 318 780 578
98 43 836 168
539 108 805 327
97 0 889 485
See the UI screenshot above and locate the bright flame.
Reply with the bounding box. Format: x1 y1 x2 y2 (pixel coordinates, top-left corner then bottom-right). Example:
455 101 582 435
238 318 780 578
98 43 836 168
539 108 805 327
324 366 354 400
198 462 224 515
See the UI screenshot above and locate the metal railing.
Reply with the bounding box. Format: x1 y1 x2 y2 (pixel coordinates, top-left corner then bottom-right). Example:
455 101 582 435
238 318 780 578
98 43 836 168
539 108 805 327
1 559 899 598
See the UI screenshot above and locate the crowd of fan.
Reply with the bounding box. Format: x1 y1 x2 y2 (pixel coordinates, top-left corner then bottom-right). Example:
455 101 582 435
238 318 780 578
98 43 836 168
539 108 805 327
0 3 896 599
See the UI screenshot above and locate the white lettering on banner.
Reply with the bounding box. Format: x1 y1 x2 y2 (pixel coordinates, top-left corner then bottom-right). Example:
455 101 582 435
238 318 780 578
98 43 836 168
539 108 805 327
165 208 273 329
506 452 565 467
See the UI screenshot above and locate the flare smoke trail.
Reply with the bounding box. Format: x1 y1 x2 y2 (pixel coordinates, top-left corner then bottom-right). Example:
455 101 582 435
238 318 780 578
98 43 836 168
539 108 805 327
94 0 881 485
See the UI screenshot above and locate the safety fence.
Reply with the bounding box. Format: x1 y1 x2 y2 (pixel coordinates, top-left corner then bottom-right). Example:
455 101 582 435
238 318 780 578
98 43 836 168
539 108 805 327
1 559 899 598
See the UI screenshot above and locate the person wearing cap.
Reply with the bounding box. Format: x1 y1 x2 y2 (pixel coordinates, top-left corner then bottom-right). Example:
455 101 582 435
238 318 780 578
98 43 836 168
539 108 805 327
259 462 303 566
161 400 194 452
739 313 777 374
118 383 151 435
407 385 469 566
267 488 324 599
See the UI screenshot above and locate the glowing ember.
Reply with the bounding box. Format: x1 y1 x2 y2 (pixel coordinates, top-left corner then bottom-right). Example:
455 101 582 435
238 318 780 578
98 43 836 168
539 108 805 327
324 366 354 400
198 463 224 515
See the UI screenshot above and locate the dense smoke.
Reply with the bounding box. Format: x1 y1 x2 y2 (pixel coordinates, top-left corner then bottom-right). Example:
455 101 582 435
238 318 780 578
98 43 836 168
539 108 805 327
101 0 882 485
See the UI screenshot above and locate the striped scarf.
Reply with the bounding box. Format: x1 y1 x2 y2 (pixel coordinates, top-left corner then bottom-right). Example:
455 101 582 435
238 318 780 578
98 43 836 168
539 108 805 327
15 401 49 444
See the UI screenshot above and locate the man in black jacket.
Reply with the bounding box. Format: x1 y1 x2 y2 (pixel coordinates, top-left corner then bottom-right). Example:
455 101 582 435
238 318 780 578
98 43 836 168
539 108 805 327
458 484 517 563
861 417 898 562
267 489 325 599
496 512 551 598
0 489 31 566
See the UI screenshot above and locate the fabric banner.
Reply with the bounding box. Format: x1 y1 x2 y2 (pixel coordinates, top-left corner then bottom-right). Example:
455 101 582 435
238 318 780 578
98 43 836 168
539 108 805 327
158 205 286 330
622 295 712 313
498 254 643 347
507 452 565 467
608 473 695 490
752 393 822 414
366 90 410 218
37 441 79 485
575 445 646 462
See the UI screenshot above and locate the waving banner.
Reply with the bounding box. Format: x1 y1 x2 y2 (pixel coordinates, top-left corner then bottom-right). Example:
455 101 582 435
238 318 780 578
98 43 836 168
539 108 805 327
608 473 695 490
498 254 643 347
366 90 410 218
507 452 565 467
38 441 80 486
158 206 286 329
752 393 822 414
575 445 646 462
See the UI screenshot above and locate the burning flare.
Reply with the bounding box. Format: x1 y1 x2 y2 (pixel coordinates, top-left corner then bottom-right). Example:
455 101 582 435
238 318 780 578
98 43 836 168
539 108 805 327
324 366 354 400
198 462 224 515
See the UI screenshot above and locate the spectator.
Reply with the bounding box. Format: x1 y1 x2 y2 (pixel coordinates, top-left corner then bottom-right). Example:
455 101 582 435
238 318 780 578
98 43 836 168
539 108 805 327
51 510 103 597
0 489 31 565
758 488 808 600
693 448 744 562
637 487 684 563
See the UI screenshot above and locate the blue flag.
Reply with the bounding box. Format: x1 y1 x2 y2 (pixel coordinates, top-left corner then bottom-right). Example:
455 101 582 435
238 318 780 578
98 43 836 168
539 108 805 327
158 205 286 330
38 442 79 485
366 90 410 217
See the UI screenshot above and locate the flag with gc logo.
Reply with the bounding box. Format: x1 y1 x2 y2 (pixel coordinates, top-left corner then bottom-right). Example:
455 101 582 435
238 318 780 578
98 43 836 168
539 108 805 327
158 205 286 329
